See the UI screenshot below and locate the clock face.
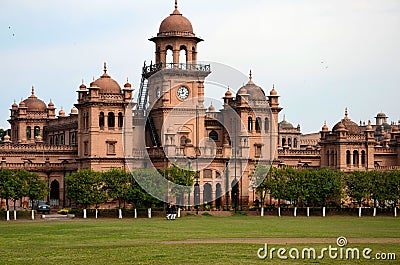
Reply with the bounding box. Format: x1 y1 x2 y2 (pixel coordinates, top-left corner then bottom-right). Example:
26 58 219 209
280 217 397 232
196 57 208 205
177 86 189 100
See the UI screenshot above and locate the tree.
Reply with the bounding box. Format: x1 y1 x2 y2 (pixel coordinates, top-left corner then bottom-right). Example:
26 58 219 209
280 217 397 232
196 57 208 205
312 169 343 207
345 171 371 207
252 164 274 208
102 168 130 209
66 170 106 209
0 169 15 211
131 169 165 208
161 164 195 205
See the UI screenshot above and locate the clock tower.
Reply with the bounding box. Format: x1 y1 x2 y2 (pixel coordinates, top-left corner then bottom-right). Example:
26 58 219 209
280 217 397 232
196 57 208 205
139 1 211 161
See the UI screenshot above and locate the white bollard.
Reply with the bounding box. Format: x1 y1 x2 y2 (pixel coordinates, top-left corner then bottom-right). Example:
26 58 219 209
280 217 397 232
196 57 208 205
294 207 297 217
373 208 377 217
14 210 17 220
395 207 397 217
261 207 264 217
95 209 98 219
31 210 35 220
178 208 181 218
322 207 326 217
6 210 10 221
359 207 362 218
307 207 310 217
148 208 152 219
134 208 137 219
278 207 281 217
119 209 123 219
83 209 87 219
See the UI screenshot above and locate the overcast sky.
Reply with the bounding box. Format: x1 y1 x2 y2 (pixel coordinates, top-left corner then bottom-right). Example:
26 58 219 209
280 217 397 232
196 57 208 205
1 0 399 133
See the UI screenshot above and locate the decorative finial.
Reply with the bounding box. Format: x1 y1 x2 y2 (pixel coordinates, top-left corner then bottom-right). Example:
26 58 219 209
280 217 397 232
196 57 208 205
227 86 230 91
81 79 84 85
324 121 327 126
103 62 107 73
273 84 275 89
31 86 35 95
345 107 348 118
93 76 95 81
126 77 129 83
175 0 178 9
283 114 286 121
249 70 252 80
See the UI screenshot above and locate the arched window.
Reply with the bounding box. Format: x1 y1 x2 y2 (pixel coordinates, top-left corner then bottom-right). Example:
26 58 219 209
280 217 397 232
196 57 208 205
50 136 54 145
71 133 76 145
55 135 59 145
203 183 212 204
180 136 187 146
282 138 286 146
108 112 115 128
99 112 105 128
361 150 366 166
353 150 359 166
248 117 253 131
255 117 262 132
60 134 65 145
264 118 269 133
179 45 187 66
34 126 40 138
118 112 123 128
166 45 173 64
330 151 335 166
288 138 292 147
50 180 60 206
209 130 218 141
215 183 222 209
294 138 298 148
346 150 351 166
26 126 31 139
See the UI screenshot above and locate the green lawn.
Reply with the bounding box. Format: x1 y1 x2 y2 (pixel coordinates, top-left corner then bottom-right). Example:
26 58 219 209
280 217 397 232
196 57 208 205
0 216 399 264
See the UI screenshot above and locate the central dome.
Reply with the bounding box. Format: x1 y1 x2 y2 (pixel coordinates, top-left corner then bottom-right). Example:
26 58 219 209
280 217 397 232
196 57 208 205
237 72 266 101
23 87 47 112
159 3 194 35
91 64 121 94
332 109 361 134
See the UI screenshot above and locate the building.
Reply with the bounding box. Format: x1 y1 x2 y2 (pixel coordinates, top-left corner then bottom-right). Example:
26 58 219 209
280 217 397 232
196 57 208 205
1 1 400 209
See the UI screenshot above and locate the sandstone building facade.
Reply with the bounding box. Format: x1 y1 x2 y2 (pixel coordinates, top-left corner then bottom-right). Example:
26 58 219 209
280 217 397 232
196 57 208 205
1 2 400 209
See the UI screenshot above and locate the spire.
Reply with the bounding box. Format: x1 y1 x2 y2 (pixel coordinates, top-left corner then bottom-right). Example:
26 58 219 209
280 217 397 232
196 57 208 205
283 114 286 121
103 62 107 74
344 107 349 119
31 86 35 95
247 70 254 85
249 70 252 81
175 0 178 10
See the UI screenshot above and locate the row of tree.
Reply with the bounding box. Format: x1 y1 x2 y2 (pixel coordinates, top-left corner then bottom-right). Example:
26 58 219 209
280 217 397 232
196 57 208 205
0 169 48 210
253 167 400 214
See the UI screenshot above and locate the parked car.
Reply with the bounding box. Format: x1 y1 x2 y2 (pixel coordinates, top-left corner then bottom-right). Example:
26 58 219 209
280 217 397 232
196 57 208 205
35 201 51 214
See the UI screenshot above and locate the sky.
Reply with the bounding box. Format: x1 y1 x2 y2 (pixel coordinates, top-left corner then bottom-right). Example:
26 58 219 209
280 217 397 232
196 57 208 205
1 0 399 133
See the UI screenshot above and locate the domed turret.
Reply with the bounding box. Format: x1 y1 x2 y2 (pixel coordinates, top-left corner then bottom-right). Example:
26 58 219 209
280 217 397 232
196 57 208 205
207 102 216 112
59 108 66 117
70 106 78 115
322 122 329 132
159 0 194 36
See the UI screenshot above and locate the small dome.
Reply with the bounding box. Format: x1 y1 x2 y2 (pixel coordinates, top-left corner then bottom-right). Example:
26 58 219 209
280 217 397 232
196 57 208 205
70 107 78 115
279 117 295 130
270 85 278 96
80 82 87 90
237 71 266 101
124 80 132 88
91 63 122 94
208 103 215 112
365 120 373 131
224 88 233 98
59 109 66 117
322 122 329 132
11 101 18 109
159 3 193 35
3 133 11 143
48 100 54 108
332 109 361 134
23 87 47 112
19 101 26 108
237 86 248 95
376 112 387 118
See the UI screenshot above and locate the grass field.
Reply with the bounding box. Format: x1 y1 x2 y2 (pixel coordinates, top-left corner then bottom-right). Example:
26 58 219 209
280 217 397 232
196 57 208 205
0 215 399 264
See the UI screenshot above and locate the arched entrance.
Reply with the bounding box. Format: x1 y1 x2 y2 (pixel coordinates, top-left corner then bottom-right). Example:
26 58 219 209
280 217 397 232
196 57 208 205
215 184 222 209
231 179 239 210
50 180 60 206
203 183 212 205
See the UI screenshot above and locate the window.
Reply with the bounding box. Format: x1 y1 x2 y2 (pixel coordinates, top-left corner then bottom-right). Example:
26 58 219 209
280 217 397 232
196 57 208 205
255 117 261 132
108 112 115 128
34 126 40 138
71 133 76 145
84 141 89 156
294 138 298 148
204 169 212 179
248 117 253 131
60 134 65 145
264 118 269 133
282 138 286 146
118 112 123 128
353 150 359 166
99 112 105 129
50 136 54 145
255 144 262 158
361 150 366 166
26 126 31 139
209 130 218 141
180 136 187 146
107 141 117 155
288 138 292 147
346 150 351 166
